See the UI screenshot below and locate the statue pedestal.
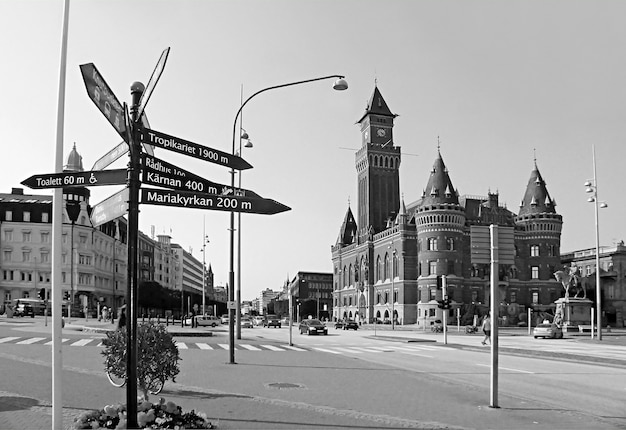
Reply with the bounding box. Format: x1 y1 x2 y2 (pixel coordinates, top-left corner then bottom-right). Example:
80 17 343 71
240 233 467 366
555 297 593 332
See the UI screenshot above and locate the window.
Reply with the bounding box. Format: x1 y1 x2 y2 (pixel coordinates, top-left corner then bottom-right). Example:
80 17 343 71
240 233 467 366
22 231 31 242
429 289 436 301
429 261 437 275
447 238 454 251
42 212 49 223
22 251 31 262
532 292 539 304
384 253 390 280
427 238 438 251
5 211 12 221
510 291 517 303
24 211 31 222
4 231 12 241
41 232 50 243
530 245 540 257
41 253 49 263
79 255 92 265
531 266 539 279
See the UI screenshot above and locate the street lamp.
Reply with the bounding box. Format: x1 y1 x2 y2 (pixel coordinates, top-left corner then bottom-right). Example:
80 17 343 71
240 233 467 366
236 128 253 340
201 223 209 316
584 144 607 340
65 195 81 321
227 75 348 364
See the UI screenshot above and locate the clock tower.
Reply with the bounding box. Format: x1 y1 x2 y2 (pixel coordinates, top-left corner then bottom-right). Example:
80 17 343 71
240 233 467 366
355 86 400 238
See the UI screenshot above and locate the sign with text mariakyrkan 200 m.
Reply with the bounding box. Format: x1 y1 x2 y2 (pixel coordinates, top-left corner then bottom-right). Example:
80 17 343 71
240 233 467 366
140 188 290 215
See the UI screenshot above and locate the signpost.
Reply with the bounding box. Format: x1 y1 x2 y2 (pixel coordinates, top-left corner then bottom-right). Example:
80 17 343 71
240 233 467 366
136 47 170 120
80 63 127 141
140 187 289 215
92 142 129 171
137 126 252 170
90 188 130 228
142 154 260 197
21 169 126 189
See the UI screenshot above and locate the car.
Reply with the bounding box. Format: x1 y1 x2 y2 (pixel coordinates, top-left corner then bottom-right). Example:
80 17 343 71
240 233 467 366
240 317 253 328
14 303 35 318
335 319 359 330
189 315 221 327
533 323 563 339
252 316 265 326
299 318 328 335
220 314 229 324
263 315 281 328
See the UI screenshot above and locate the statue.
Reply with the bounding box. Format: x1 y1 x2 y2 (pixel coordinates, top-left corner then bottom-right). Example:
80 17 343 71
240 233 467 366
554 265 585 299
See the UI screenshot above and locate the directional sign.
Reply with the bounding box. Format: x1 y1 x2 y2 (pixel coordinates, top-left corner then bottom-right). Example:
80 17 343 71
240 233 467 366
91 188 129 228
139 112 155 156
80 63 127 141
21 169 127 189
92 142 129 171
142 154 261 198
140 188 290 215
136 47 170 121
470 225 515 265
138 127 252 170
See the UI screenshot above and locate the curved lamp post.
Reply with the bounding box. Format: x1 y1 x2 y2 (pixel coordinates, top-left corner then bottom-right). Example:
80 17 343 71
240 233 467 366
236 128 253 340
584 144 607 340
227 75 348 363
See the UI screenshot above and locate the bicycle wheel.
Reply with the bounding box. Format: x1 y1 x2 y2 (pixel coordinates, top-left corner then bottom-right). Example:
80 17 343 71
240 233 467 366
106 368 126 388
146 377 165 395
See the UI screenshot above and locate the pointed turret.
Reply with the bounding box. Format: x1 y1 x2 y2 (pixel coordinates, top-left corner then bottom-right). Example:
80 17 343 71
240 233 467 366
357 86 397 123
420 151 459 206
518 161 557 217
64 143 84 172
337 206 358 246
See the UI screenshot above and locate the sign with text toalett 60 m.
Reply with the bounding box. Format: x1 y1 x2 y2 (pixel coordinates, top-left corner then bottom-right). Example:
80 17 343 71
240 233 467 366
137 126 252 170
140 188 290 215
21 169 127 189
80 63 127 142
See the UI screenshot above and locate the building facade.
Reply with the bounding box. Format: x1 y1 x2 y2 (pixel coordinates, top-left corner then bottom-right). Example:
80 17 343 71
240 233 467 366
332 86 566 327
287 271 333 321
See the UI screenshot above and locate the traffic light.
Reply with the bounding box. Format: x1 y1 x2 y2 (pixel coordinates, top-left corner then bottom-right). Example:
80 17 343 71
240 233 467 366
437 299 445 309
63 291 70 301
444 298 451 309
38 288 45 300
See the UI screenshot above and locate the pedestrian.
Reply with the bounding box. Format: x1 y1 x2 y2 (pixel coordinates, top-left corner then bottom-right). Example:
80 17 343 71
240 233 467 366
117 305 126 330
481 313 491 345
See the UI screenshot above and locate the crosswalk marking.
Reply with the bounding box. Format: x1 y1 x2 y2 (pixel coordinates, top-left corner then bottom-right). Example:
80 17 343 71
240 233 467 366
240 344 262 351
44 338 70 345
260 345 284 351
70 339 96 347
16 337 46 345
176 342 189 349
312 347 342 354
0 337 21 343
196 343 213 350
217 344 229 350
282 345 307 351
333 347 363 354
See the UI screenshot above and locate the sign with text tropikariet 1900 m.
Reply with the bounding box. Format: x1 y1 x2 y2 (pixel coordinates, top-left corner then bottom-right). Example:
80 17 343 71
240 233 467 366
80 63 127 142
142 154 261 198
140 188 290 215
137 126 252 170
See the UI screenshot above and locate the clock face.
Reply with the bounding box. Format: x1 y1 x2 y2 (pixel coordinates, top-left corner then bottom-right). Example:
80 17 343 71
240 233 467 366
376 128 387 137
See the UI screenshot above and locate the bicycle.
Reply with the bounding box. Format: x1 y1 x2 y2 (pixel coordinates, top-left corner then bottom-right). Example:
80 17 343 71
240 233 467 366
106 364 165 395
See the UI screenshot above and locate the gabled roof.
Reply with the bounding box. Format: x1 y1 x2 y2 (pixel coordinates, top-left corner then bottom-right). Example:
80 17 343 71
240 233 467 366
518 161 557 216
357 86 397 124
337 206 358 246
419 151 459 206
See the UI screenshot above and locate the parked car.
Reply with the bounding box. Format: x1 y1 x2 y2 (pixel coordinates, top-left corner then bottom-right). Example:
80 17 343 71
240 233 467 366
186 315 221 327
220 314 229 324
14 303 35 318
252 316 265 326
263 315 281 328
240 317 253 328
299 318 328 335
335 319 359 330
533 323 563 339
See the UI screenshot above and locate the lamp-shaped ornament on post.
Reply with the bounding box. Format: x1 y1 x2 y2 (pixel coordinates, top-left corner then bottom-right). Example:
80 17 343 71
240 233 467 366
65 196 81 320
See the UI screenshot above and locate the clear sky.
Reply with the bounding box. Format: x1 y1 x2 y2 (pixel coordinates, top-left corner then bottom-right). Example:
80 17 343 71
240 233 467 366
1 1 625 301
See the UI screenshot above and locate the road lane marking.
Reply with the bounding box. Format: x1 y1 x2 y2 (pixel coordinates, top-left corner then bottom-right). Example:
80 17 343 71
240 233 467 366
476 364 534 374
312 347 342 354
217 344 229 350
176 342 189 349
196 343 213 350
261 345 285 351
70 339 96 347
0 337 21 343
350 347 383 353
333 347 363 354
240 344 262 351
16 337 46 345
44 338 70 345
396 350 433 358
281 345 307 351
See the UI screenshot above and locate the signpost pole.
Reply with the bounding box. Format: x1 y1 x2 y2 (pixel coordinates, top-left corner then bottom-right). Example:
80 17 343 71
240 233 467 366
126 83 144 429
490 224 500 409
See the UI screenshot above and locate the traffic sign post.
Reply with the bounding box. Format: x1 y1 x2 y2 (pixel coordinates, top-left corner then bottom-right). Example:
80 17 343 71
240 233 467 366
21 169 126 189
90 188 130 228
136 47 170 120
92 142 129 171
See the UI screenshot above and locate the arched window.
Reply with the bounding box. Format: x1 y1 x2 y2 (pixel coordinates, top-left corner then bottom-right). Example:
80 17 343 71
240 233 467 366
392 253 398 278
384 252 390 280
428 237 438 251
376 255 382 281
384 291 389 304
343 265 347 287
349 264 354 285
447 238 454 251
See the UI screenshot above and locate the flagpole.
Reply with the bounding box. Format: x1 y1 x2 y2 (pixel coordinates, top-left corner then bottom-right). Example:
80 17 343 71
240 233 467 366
52 0 71 428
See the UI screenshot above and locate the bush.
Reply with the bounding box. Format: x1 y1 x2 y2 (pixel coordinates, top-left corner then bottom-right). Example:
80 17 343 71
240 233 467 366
102 322 181 399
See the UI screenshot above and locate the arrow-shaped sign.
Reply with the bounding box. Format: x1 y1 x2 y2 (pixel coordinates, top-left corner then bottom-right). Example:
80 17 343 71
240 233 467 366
21 169 127 189
80 63 127 142
137 127 252 170
136 47 170 121
92 142 129 171
90 188 129 228
142 155 261 198
140 188 290 215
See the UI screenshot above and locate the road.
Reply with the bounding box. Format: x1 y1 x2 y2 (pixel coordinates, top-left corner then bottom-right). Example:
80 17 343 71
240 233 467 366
0 317 624 429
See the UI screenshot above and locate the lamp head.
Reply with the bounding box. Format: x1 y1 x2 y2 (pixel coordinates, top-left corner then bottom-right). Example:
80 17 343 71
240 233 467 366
600 202 608 208
333 77 348 91
240 129 249 140
588 196 595 203
584 181 592 187
244 141 253 148
585 187 594 193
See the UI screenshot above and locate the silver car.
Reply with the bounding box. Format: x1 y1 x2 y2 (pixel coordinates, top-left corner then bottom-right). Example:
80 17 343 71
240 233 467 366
533 323 563 339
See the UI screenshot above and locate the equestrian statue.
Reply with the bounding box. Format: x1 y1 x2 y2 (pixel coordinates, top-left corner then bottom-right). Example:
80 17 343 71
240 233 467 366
553 265 585 299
